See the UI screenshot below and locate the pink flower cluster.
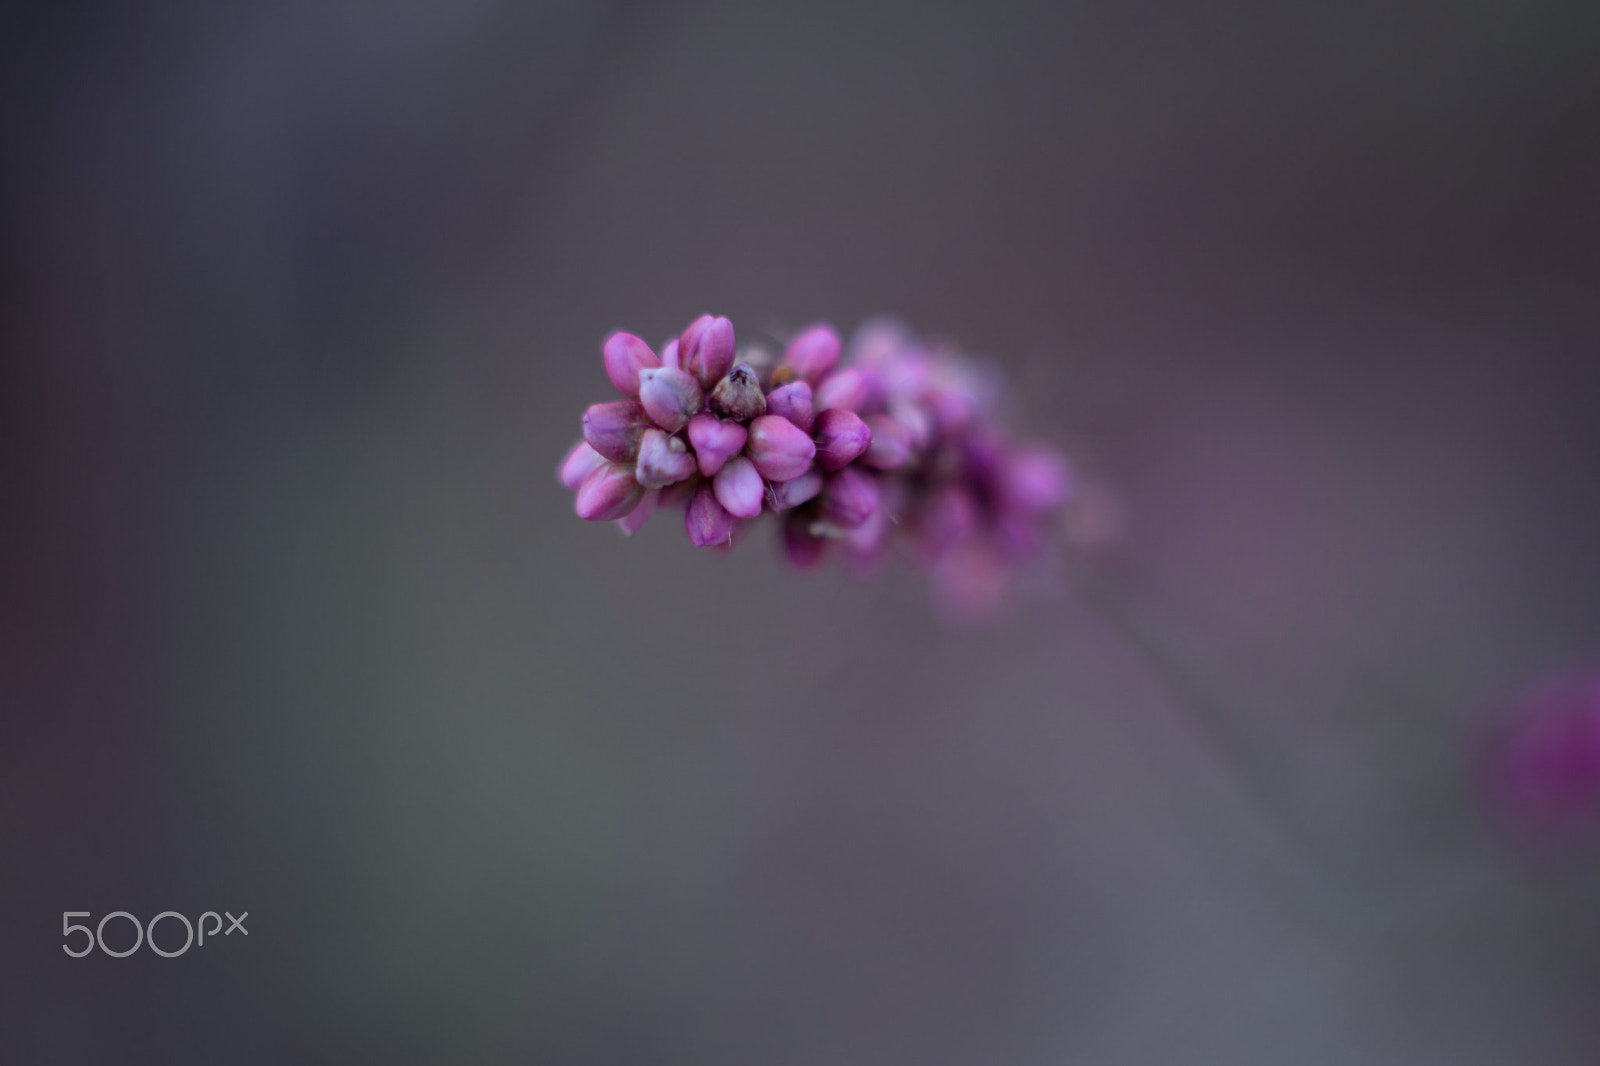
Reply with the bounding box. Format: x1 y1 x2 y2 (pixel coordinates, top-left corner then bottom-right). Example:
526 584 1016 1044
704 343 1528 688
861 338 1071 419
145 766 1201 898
560 314 1072 616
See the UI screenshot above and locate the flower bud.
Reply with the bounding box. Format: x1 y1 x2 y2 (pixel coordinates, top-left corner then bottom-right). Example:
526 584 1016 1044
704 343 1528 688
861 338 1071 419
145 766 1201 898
764 380 814 434
861 412 911 470
841 508 890 572
575 462 645 521
686 413 748 477
813 408 872 471
821 467 879 528
686 479 737 547
815 367 880 413
767 468 822 512
660 337 681 369
781 511 828 570
634 428 697 488
582 401 653 462
679 314 736 388
708 363 767 422
601 331 660 399
558 440 607 490
746 414 816 482
712 454 764 518
915 484 977 561
658 476 699 510
888 400 933 451
637 366 703 433
782 323 841 384
1000 445 1072 513
616 487 659 535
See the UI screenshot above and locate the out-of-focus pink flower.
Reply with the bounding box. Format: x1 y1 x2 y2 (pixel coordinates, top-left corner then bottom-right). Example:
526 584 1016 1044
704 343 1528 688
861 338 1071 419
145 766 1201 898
1483 664 1600 842
560 314 1084 619
781 324 841 384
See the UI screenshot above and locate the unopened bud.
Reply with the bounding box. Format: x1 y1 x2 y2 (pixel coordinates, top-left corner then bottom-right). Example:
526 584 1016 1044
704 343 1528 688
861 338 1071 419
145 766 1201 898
635 428 697 488
708 363 767 421
601 331 660 399
637 366 703 433
616 487 659 535
814 367 880 413
1000 445 1072 513
767 468 822 511
685 479 737 547
679 314 736 388
781 511 829 569
746 414 816 482
712 454 765 518
576 462 645 521
861 412 911 470
813 408 872 471
764 380 814 433
821 467 879 528
559 440 607 490
782 324 841 384
687 413 748 477
582 401 653 463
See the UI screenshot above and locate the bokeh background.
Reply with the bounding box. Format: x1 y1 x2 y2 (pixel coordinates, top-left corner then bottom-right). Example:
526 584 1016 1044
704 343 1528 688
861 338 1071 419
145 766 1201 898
4 1 1600 1062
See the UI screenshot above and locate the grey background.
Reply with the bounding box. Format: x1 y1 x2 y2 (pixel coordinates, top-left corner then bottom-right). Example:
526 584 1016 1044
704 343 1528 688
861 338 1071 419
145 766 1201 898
4 1 1599 1062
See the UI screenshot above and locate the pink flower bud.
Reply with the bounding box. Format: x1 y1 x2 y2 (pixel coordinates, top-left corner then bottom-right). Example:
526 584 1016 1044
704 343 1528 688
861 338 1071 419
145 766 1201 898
657 476 699 510
815 367 880 413
821 467 879 528
1000 445 1072 513
687 413 748 477
634 428 697 488
637 366 703 433
781 511 829 569
841 507 890 572
746 414 816 482
558 440 607 491
861 412 911 470
782 323 841 384
582 401 653 463
575 462 645 521
813 408 872 471
888 400 933 451
685 479 737 547
660 337 681 369
712 454 764 518
914 484 977 561
601 331 661 399
767 468 822 512
708 364 767 421
679 314 736 388
764 380 814 433
615 487 659 535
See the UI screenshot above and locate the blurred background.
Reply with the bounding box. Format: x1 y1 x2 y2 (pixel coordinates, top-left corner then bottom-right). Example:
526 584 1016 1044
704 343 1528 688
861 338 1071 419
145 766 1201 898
4 1 1599 1062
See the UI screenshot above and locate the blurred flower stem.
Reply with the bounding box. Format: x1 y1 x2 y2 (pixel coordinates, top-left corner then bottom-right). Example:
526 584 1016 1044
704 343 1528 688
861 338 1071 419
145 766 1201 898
1067 559 1415 929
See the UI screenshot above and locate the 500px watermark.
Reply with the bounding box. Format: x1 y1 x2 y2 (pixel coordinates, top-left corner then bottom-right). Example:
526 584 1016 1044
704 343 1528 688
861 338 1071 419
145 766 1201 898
61 911 248 958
